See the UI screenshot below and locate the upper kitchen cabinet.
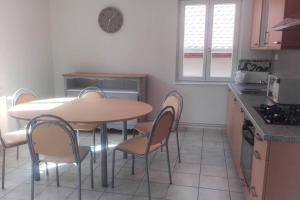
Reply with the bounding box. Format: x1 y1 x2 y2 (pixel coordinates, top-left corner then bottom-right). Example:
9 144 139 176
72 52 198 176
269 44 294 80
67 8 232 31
251 0 300 50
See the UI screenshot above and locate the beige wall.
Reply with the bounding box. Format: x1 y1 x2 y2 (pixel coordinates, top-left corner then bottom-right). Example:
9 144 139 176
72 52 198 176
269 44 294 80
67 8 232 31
0 0 54 131
49 0 272 126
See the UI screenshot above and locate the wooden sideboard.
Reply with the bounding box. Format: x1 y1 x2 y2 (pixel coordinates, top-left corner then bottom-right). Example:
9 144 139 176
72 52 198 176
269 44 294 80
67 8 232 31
62 72 147 129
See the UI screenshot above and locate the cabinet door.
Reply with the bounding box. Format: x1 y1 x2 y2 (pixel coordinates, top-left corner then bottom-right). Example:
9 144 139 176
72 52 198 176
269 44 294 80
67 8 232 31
266 0 285 49
226 90 235 141
250 133 269 200
251 0 263 48
232 101 244 174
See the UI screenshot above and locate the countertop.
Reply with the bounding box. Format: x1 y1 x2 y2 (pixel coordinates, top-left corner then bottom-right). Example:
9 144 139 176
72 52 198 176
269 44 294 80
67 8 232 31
63 72 147 79
228 83 300 142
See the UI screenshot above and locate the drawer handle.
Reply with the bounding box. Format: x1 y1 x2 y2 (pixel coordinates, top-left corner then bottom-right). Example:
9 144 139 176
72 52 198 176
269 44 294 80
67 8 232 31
251 186 258 198
254 150 261 160
255 133 263 141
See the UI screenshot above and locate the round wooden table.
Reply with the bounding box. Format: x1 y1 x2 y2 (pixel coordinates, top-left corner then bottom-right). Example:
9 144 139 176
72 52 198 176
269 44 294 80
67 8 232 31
9 97 152 187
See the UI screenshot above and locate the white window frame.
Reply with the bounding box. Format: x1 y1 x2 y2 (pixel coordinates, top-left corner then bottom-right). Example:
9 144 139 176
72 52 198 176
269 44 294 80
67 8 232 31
177 0 241 82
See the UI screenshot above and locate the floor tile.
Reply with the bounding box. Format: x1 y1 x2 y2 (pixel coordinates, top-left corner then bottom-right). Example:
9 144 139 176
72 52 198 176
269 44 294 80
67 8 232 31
166 185 198 200
228 178 243 193
66 189 103 200
172 172 199 187
230 192 245 200
199 175 229 191
0 128 243 200
135 181 169 199
34 185 73 200
198 188 230 200
99 192 132 200
201 165 227 178
174 163 200 174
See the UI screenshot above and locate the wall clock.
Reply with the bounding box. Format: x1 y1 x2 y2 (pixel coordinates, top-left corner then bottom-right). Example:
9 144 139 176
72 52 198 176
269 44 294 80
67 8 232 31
98 7 123 33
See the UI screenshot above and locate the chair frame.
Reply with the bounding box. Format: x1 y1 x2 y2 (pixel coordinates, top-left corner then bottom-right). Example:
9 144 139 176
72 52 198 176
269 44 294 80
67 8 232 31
77 86 106 163
11 88 38 160
0 130 27 189
162 90 184 163
112 106 175 200
26 115 94 200
78 86 106 99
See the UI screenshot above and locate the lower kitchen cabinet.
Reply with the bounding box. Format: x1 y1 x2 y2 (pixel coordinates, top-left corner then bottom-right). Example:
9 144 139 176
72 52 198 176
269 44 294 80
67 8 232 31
226 89 244 175
248 132 269 200
227 88 300 200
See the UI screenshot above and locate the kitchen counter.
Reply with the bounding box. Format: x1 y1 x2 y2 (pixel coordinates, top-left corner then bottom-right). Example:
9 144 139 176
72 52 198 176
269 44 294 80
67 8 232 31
228 83 300 142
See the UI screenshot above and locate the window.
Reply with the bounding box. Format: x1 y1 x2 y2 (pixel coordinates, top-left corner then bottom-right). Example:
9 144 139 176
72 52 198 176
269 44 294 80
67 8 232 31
177 0 240 82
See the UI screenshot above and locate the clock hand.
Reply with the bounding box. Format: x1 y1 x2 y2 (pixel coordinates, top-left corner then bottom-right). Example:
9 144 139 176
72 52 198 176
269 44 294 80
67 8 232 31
106 14 115 30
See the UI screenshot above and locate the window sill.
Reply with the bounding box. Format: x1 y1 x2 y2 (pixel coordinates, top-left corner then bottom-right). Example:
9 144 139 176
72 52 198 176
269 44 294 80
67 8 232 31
175 80 231 86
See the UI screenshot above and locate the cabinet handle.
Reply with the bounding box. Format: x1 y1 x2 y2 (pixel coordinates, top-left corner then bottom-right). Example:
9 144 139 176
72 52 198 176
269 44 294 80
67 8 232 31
255 133 263 141
250 186 258 198
254 150 261 160
273 41 281 45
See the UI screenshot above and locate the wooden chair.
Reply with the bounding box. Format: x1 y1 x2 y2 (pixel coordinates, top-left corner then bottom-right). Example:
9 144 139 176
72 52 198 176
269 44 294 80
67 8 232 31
11 88 38 159
26 115 94 200
71 87 106 162
0 88 38 189
112 106 175 200
0 129 27 189
134 90 183 162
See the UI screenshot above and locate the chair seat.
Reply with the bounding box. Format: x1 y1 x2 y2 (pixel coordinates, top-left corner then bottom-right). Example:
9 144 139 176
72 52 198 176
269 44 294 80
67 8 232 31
1 129 27 148
41 146 90 163
134 121 153 135
71 123 98 131
116 136 161 156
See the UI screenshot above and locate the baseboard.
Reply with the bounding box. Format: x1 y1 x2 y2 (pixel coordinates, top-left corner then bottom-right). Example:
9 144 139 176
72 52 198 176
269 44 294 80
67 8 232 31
178 122 226 132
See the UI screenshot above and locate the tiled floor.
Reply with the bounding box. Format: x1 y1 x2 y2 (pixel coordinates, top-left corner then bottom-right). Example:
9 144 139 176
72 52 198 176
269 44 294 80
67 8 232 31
0 128 244 200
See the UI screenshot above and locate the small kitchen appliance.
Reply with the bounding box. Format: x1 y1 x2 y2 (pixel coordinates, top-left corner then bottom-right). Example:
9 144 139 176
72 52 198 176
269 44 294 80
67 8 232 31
267 74 300 105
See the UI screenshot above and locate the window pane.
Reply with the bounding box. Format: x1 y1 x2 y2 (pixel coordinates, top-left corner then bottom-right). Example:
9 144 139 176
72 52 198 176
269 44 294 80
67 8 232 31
183 5 206 77
210 4 236 77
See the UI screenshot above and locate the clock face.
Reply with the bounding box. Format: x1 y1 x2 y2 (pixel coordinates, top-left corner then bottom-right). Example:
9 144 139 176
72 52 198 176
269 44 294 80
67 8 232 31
98 7 123 33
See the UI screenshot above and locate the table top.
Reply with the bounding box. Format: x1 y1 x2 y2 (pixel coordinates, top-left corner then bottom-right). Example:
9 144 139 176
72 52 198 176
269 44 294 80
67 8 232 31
8 98 152 123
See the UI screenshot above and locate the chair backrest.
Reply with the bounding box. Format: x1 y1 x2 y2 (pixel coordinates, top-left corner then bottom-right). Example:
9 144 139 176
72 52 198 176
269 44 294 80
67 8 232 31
146 106 175 153
26 115 80 163
78 87 106 99
161 90 183 131
12 88 37 106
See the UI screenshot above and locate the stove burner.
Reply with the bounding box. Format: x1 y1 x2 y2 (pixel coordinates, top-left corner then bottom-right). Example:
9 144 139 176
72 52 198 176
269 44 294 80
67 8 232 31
255 104 300 125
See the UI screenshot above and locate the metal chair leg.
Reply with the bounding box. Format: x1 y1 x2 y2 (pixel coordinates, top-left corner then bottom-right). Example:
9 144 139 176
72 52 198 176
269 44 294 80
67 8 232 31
55 164 60 187
93 130 96 163
166 144 172 184
45 162 49 176
31 162 35 200
78 163 81 200
132 154 135 175
111 149 116 188
2 148 5 189
145 156 151 200
76 130 80 144
90 151 94 189
16 146 19 160
175 130 181 163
